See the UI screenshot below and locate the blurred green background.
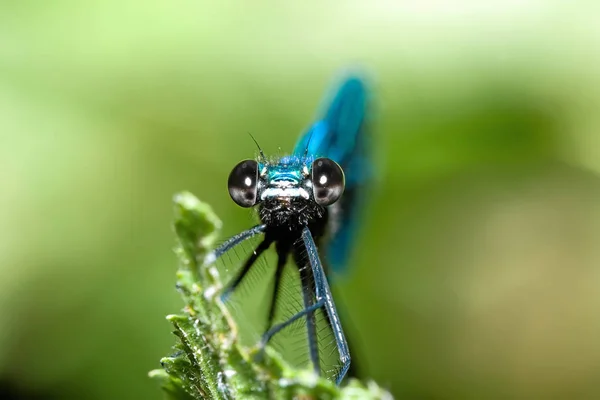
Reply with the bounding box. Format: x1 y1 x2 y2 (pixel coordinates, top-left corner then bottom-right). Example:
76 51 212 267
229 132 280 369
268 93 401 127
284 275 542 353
2 1 600 399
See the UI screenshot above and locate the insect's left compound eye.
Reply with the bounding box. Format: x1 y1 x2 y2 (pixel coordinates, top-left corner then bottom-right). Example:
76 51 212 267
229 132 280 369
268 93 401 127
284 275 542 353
228 160 259 207
311 157 345 206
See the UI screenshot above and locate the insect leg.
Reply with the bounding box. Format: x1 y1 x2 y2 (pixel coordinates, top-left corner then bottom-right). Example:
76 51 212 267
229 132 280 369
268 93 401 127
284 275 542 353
259 301 323 349
220 235 273 302
203 224 267 267
266 250 287 330
259 228 350 384
298 257 320 376
301 227 350 385
320 291 362 379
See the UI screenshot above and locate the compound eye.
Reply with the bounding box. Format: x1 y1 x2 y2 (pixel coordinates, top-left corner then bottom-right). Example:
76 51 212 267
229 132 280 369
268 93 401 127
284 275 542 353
228 160 259 207
311 157 345 206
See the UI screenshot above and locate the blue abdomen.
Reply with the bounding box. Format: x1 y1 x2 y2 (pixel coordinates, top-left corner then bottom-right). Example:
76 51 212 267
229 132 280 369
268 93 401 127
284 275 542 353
293 76 371 273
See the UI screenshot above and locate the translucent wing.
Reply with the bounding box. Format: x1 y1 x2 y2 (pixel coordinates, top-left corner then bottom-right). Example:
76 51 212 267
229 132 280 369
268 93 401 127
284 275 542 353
213 235 341 380
293 76 371 273
213 234 274 343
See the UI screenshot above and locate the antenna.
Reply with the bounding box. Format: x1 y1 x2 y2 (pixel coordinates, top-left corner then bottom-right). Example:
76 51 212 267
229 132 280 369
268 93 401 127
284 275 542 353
303 129 315 158
248 132 266 162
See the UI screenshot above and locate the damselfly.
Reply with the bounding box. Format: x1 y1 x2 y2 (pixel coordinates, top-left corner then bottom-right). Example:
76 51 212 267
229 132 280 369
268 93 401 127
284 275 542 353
205 76 370 385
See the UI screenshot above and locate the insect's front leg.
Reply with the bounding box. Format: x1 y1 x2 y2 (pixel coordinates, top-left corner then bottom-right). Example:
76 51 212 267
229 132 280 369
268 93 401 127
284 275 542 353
203 224 266 267
301 227 351 385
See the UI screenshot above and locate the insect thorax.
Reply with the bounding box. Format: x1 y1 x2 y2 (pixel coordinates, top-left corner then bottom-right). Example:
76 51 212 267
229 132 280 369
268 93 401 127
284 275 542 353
258 197 327 231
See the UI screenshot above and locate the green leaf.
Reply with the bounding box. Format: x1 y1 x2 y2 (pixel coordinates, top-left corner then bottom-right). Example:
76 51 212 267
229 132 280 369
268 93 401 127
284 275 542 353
148 369 195 400
149 191 393 399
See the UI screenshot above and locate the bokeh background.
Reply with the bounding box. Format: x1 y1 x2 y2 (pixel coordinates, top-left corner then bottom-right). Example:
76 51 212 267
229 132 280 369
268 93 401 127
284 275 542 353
2 1 600 399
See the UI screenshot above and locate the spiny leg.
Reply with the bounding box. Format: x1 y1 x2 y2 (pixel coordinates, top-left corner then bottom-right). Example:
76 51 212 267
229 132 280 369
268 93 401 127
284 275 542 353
259 228 350 383
203 224 266 267
320 290 362 379
258 236 325 340
220 236 273 302
297 252 320 376
300 227 350 385
266 249 288 330
259 300 324 349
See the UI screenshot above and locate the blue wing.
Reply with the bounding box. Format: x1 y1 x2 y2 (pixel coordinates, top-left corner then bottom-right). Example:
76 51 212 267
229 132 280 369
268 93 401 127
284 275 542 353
293 76 371 273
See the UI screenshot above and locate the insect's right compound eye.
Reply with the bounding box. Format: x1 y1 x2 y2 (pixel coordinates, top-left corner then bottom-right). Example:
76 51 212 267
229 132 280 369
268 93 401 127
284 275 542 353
228 160 259 207
311 157 345 206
